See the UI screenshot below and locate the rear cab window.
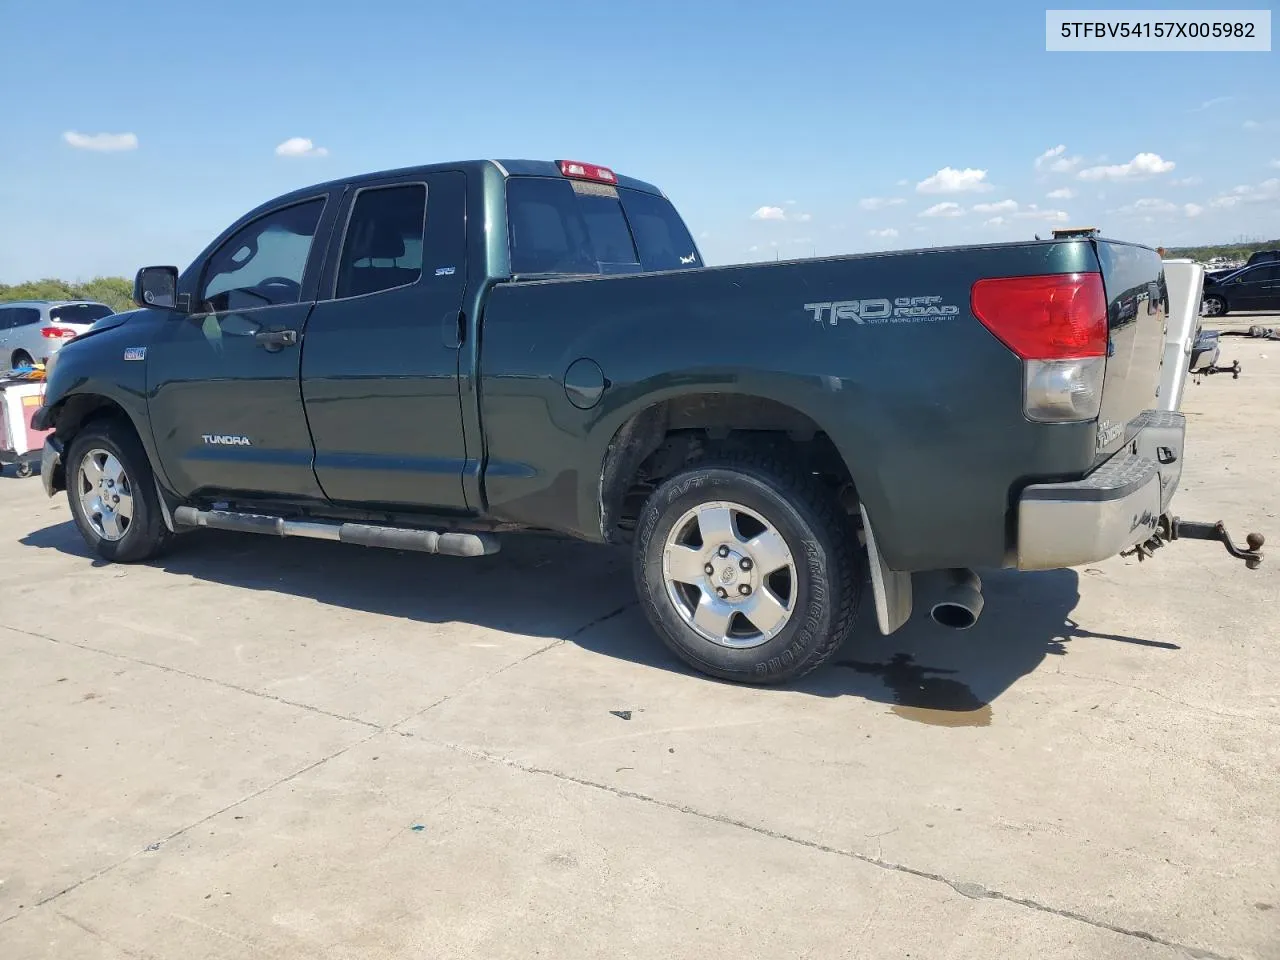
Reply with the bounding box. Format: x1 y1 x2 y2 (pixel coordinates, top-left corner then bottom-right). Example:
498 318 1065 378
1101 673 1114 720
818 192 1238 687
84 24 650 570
506 176 701 277
50 304 114 326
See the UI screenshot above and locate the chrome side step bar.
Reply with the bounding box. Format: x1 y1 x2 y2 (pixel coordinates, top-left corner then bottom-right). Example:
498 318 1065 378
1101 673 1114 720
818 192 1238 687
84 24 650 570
172 506 499 557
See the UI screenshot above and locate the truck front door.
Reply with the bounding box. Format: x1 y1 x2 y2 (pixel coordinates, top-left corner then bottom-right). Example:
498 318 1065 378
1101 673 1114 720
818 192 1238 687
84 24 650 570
300 171 470 510
147 195 337 500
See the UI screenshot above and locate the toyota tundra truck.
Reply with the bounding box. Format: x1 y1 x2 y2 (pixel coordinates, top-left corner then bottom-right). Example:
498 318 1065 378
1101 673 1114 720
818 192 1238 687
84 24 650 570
32 158 1264 684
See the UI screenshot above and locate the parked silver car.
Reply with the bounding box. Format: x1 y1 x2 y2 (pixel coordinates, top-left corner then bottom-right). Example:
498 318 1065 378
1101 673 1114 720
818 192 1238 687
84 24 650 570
0 300 114 369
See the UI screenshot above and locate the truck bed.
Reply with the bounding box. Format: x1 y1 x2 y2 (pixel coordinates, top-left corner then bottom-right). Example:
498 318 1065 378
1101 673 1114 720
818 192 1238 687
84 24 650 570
477 238 1167 572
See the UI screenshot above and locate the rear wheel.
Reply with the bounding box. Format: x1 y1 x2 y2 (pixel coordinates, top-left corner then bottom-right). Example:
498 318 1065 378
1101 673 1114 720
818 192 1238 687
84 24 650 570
66 420 172 562
11 350 34 369
1201 294 1227 317
633 455 863 684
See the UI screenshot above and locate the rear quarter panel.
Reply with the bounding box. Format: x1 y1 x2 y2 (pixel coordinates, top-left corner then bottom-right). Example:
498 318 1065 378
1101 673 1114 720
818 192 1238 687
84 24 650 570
479 241 1104 571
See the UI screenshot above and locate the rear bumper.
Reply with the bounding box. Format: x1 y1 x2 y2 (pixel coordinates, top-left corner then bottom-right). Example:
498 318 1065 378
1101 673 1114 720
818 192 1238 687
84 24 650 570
1016 411 1185 570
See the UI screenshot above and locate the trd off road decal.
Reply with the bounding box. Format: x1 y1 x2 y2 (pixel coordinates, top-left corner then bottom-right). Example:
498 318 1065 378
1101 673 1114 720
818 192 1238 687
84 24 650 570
804 296 960 327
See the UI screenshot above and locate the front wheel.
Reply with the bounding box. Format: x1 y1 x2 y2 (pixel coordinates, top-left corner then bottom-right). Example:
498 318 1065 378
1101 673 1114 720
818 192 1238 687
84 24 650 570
1201 294 1227 317
633 455 863 684
66 420 172 562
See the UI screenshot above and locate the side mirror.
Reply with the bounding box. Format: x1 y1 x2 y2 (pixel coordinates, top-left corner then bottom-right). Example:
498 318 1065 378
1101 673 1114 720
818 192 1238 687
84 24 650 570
133 266 180 310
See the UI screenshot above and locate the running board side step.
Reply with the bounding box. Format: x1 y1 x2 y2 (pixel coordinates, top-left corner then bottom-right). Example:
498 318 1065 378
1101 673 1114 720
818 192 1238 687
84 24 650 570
172 506 499 557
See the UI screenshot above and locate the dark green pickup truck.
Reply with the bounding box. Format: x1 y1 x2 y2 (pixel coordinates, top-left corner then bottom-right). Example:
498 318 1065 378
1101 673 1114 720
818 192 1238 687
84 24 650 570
34 158 1263 683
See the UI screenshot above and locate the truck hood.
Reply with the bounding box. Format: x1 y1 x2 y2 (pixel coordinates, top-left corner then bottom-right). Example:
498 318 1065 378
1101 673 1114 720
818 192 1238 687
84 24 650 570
84 307 146 335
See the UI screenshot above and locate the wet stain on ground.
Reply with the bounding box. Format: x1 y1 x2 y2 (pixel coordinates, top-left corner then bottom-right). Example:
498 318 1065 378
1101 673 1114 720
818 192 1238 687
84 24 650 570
835 653 992 727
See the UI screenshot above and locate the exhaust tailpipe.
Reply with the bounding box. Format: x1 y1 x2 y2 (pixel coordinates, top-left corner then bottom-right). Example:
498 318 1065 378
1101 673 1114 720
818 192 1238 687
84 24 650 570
929 568 984 630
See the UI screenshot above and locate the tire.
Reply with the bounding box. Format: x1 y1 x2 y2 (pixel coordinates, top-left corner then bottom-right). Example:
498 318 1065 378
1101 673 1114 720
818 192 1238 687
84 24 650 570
65 419 172 562
1201 294 1227 318
633 454 863 684
12 350 34 369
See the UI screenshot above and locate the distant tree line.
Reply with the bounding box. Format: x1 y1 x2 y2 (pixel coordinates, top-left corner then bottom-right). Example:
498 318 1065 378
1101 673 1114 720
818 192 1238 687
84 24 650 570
1163 239 1280 261
0 277 134 313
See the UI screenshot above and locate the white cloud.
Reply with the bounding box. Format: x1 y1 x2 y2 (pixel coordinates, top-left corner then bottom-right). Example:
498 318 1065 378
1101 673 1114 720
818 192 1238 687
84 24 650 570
1034 145 1082 174
1078 152 1175 181
751 205 810 222
1184 203 1204 218
984 216 1009 227
785 199 797 205
920 202 964 218
62 130 138 152
858 197 906 211
1170 176 1202 187
972 199 1018 214
275 137 329 158
1243 120 1261 130
1270 159 1280 169
916 167 992 194
868 228 900 239
698 231 711 240
1014 205 1070 223
1191 96 1232 112
1210 178 1280 208
895 179 910 187
1117 198 1178 216
1046 187 1075 200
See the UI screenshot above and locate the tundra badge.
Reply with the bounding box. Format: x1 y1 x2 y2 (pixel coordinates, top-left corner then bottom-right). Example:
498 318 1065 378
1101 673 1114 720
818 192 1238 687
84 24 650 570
202 434 252 446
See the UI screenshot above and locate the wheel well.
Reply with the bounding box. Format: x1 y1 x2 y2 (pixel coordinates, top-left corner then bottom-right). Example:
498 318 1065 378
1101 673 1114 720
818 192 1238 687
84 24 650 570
11 348 34 366
54 395 137 445
599 395 858 544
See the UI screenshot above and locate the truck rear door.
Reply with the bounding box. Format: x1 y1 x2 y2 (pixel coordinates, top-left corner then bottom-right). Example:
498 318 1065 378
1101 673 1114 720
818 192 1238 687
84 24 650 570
300 170 471 510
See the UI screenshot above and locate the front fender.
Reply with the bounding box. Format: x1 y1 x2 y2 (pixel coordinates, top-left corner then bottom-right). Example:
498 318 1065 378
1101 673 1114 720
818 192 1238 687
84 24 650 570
37 310 172 490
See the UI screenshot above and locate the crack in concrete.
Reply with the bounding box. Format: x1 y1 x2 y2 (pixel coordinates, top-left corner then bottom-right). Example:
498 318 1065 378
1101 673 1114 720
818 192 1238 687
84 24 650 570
0 732 378 924
1 622 382 731
388 601 638 730
1057 668 1278 726
440 742 1241 960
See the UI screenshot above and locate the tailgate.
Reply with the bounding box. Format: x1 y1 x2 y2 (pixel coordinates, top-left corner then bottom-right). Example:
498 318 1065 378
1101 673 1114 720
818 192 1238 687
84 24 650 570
1093 240 1166 454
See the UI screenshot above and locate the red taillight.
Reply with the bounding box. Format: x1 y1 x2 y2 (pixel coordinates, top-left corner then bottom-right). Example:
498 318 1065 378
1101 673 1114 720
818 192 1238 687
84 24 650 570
41 326 77 340
557 159 617 184
970 273 1108 360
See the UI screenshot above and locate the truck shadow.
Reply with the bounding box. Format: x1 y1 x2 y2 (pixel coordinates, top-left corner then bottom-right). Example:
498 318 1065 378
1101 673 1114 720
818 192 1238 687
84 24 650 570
21 522 1175 717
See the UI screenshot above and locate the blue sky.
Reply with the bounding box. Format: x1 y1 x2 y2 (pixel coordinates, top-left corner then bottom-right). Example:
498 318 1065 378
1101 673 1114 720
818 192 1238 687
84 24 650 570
1 0 1276 282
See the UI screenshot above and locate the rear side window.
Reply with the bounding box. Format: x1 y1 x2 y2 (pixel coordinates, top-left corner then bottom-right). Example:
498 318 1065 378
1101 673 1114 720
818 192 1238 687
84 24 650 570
335 184 427 299
50 304 113 326
9 307 41 327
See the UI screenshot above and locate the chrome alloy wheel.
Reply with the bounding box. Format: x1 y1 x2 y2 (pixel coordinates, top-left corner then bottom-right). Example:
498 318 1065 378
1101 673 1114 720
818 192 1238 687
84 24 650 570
661 500 797 649
77 448 134 542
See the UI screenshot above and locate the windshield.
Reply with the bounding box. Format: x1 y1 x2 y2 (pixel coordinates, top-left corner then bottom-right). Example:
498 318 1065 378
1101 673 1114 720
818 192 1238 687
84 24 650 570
506 176 700 277
50 303 113 326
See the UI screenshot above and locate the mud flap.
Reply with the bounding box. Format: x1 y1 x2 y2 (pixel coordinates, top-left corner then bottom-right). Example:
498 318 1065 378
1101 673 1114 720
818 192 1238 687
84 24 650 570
860 503 913 635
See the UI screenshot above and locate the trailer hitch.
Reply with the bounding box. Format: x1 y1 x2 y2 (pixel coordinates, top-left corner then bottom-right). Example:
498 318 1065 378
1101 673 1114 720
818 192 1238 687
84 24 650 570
1123 515 1264 570
1192 359 1241 380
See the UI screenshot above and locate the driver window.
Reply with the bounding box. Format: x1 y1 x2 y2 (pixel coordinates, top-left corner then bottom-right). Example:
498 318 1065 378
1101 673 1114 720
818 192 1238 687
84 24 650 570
200 198 325 312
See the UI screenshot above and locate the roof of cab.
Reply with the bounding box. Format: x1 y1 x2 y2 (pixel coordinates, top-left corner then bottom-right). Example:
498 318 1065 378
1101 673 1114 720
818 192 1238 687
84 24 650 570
262 158 664 209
